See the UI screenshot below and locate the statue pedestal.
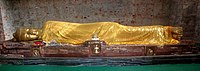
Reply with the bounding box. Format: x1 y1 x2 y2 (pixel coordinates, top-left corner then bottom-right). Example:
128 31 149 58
0 40 199 65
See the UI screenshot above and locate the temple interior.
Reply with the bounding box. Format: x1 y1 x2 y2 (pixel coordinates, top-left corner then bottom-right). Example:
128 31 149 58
0 0 200 66
0 0 199 42
0 0 200 57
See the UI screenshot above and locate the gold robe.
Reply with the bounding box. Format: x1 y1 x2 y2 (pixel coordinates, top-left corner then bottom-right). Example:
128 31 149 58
41 21 181 45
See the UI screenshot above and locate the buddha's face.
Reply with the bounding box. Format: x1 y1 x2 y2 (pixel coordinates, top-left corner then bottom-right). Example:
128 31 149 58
13 28 41 41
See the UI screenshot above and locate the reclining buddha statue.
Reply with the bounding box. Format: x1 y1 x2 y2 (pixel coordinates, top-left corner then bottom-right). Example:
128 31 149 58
13 21 183 45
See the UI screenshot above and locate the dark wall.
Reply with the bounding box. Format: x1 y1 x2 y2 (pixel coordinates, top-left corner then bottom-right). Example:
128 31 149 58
195 1 200 42
169 0 199 40
0 0 199 42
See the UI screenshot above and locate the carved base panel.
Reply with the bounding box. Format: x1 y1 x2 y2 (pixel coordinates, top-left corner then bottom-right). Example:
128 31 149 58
0 40 199 57
0 40 199 65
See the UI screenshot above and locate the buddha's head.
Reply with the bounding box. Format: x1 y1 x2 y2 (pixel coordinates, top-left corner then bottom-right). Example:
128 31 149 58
13 28 41 41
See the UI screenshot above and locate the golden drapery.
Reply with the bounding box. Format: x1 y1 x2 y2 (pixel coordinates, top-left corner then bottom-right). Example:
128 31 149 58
41 21 180 45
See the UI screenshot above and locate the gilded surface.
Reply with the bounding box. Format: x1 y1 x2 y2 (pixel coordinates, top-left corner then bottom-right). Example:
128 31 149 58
13 28 41 41
41 21 182 45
